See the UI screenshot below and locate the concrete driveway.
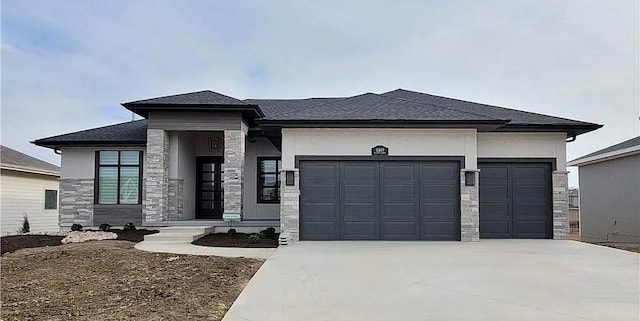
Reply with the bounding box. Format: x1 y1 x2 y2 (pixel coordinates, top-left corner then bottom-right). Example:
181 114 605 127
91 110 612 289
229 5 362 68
223 240 639 321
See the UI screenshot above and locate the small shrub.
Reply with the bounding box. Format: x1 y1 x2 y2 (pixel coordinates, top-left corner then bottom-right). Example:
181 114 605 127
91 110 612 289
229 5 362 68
264 227 276 238
20 215 30 234
227 228 237 235
71 224 83 232
257 232 267 239
99 223 111 231
123 223 136 231
248 234 261 244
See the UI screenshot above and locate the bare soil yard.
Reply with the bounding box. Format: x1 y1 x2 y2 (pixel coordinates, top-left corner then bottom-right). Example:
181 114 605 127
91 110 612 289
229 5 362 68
589 242 640 253
1 241 262 321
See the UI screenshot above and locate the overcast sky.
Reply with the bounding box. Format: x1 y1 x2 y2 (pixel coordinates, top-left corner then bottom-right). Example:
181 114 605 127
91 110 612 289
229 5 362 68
2 0 638 187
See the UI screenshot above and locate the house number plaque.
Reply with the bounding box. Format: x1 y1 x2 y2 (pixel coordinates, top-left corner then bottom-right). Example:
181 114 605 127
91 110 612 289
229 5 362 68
371 145 389 156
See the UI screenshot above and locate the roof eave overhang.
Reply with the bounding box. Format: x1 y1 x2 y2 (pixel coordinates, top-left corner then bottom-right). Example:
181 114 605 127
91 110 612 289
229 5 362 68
495 123 603 137
0 164 60 177
31 140 147 149
121 103 265 119
567 145 640 167
256 119 509 130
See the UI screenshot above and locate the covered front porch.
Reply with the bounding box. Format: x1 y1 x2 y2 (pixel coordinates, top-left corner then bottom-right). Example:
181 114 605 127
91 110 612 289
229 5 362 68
142 120 281 228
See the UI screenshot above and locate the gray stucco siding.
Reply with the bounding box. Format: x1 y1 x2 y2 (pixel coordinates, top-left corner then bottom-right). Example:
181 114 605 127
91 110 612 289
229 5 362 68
147 111 243 131
243 137 282 220
578 154 640 242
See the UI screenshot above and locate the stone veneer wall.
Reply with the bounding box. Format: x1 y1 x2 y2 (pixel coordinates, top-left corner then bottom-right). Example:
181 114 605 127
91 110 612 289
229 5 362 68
144 129 169 222
279 169 300 241
552 171 569 239
59 179 94 228
460 170 480 242
223 130 245 219
167 178 184 220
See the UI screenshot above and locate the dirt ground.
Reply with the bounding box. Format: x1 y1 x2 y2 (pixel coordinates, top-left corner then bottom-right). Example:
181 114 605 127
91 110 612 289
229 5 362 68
1 230 158 255
193 233 279 248
589 242 640 253
1 241 262 321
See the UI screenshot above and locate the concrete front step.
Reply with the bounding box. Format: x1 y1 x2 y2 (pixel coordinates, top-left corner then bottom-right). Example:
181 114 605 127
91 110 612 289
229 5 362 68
143 226 214 243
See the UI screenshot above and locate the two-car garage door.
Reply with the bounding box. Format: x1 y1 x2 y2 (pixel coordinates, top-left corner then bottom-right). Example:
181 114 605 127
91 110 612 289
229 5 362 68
299 160 460 240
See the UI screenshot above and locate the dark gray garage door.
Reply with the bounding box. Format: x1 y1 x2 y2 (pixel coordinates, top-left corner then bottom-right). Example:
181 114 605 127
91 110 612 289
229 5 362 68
299 160 460 241
478 162 552 239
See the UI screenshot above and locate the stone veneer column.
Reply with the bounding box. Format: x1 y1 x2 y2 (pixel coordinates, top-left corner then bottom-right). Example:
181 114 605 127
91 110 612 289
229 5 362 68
144 129 169 222
279 169 300 242
460 170 480 241
552 171 570 239
223 130 245 220
59 179 94 229
167 178 184 220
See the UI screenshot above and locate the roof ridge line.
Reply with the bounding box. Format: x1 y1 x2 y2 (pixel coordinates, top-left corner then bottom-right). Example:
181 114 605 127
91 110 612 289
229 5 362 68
391 89 592 124
383 94 507 121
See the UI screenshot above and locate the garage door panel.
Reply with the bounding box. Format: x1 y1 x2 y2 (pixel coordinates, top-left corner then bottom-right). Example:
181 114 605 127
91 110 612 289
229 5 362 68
480 220 512 238
303 185 337 202
303 222 339 240
480 166 509 181
381 222 418 240
480 202 510 218
421 185 456 201
383 185 416 200
421 203 456 219
514 220 547 238
382 165 416 181
514 187 546 201
480 185 510 200
421 164 457 181
342 222 377 240
513 166 546 185
343 185 375 201
382 203 417 221
343 204 376 220
422 222 458 240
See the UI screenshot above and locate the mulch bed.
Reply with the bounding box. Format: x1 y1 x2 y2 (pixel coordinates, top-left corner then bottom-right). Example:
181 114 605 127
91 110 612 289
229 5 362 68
1 230 159 255
1 241 262 321
193 232 279 248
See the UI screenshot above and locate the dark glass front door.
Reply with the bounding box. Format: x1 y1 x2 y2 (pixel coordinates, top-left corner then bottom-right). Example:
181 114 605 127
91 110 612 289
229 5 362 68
196 157 224 219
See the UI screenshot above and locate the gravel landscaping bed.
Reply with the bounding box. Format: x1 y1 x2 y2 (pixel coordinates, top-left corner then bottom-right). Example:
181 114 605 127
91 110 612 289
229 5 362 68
1 230 158 255
1 241 262 321
193 232 279 248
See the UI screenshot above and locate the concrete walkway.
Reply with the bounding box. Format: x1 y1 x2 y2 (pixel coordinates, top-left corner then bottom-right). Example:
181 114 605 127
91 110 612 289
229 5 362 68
134 227 276 259
223 240 639 321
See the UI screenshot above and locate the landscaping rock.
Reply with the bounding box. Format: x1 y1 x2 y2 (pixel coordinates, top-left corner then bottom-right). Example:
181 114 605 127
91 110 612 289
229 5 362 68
61 231 118 244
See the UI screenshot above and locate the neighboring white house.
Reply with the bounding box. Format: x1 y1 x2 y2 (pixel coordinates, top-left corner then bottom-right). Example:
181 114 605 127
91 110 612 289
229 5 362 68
1 145 60 236
33 89 602 242
568 136 640 242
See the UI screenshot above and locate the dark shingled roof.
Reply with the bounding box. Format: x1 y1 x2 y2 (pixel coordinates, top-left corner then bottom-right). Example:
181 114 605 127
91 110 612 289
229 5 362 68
262 93 506 121
244 98 343 119
569 136 640 164
382 89 595 126
124 90 250 105
33 88 603 147
1 145 60 173
33 120 147 148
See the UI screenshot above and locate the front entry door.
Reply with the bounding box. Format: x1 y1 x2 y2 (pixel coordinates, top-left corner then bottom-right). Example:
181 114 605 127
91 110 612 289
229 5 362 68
196 156 224 219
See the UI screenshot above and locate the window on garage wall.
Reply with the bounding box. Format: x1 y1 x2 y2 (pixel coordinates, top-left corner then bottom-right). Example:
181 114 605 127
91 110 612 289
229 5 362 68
258 157 281 203
95 151 143 205
44 189 58 209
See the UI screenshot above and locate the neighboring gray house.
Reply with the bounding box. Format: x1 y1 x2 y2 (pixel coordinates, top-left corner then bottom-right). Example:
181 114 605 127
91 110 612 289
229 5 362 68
568 136 640 242
33 89 601 242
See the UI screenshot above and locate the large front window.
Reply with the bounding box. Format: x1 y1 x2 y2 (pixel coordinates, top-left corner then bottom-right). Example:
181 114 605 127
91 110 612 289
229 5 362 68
258 157 281 203
96 151 142 205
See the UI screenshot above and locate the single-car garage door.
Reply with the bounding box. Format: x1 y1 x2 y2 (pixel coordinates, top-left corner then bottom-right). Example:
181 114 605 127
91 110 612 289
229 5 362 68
478 162 552 239
299 160 460 241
